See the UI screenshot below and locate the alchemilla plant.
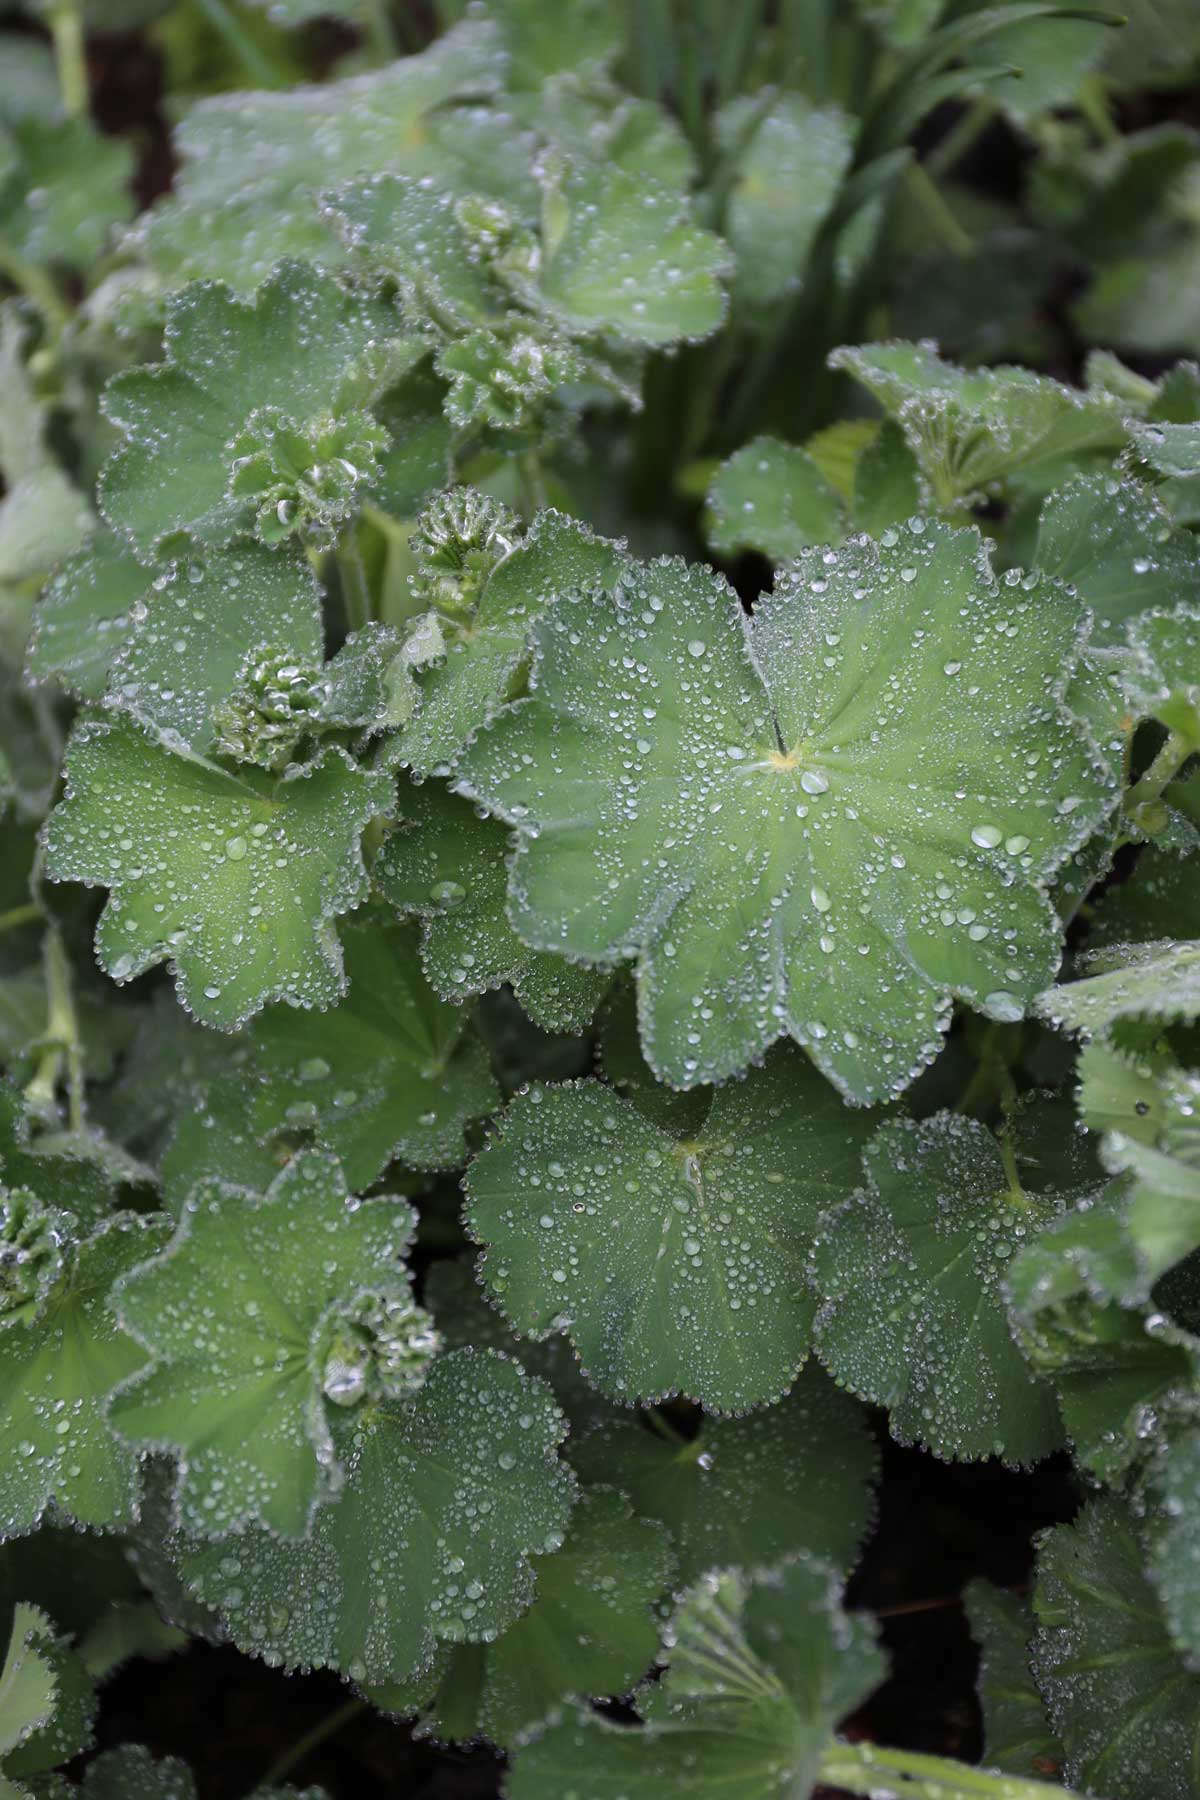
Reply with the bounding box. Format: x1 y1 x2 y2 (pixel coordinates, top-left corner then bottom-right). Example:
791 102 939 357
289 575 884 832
2 0 1200 1794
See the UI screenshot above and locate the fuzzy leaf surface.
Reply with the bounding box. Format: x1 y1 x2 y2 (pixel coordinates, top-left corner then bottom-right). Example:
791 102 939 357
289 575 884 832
179 1348 574 1686
42 718 392 1031
706 437 845 562
457 523 1110 1101
110 1151 419 1538
465 1047 876 1410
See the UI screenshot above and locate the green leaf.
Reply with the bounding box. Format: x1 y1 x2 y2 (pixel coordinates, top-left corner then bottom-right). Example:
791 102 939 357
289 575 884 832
1037 939 1200 1036
110 1149 428 1537
241 911 500 1188
1123 605 1200 745
104 544 325 756
42 717 393 1032
1032 1496 1200 1800
716 95 855 309
812 1110 1082 1463
384 1487 673 1746
26 537 147 703
375 779 608 1034
0 118 133 269
829 341 1129 508
1034 475 1200 643
178 1348 575 1686
457 522 1112 1103
0 1213 169 1537
705 437 845 561
132 16 507 292
965 1582 1063 1783
505 160 730 348
465 1045 877 1411
569 1368 879 1587
1131 418 1200 479
397 504 626 776
0 1604 94 1782
99 263 409 557
505 1560 887 1800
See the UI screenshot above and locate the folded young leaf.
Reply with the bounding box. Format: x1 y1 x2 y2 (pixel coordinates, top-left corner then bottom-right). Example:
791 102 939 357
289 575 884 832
110 1149 427 1538
42 718 393 1031
1037 938 1200 1035
375 780 609 1034
397 504 626 776
830 341 1129 507
1033 1496 1200 1800
0 1213 170 1538
505 1560 886 1800
812 1110 1085 1463
457 523 1112 1101
178 1348 575 1687
465 1045 877 1411
100 263 410 557
379 1487 673 1747
0 1603 94 1785
569 1368 878 1586
242 912 500 1187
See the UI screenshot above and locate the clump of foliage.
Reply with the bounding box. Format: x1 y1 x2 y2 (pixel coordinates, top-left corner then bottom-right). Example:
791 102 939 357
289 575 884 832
2 0 1200 1795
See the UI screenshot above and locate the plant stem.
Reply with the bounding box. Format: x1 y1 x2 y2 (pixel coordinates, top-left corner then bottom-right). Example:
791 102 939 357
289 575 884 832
1125 728 1195 820
644 1407 688 1448
192 0 290 88
927 98 995 180
47 0 88 117
362 0 398 63
0 903 40 937
0 241 72 332
906 161 974 256
819 1740 1077 1799
336 535 373 633
258 1697 368 1790
516 450 548 519
45 929 85 1134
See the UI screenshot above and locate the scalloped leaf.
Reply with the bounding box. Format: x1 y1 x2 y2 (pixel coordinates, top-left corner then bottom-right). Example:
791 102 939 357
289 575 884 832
0 1604 94 1783
829 341 1129 507
132 17 507 292
569 1368 878 1586
1034 474 1200 642
26 536 147 703
456 522 1112 1102
965 1582 1063 1783
394 504 626 777
502 160 730 348
1033 1496 1200 1800
465 1045 877 1411
104 543 325 756
375 780 608 1034
241 912 500 1187
505 1560 886 1800
109 1150 424 1538
42 718 393 1032
0 1214 169 1538
1037 939 1200 1036
100 263 410 557
705 437 845 562
178 1348 575 1687
812 1110 1085 1463
717 94 855 309
380 1487 673 1747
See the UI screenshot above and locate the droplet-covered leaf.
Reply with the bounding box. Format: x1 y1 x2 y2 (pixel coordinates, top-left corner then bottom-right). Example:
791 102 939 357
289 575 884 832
26 536 147 703
466 1046 877 1410
1038 939 1200 1036
965 1581 1062 1782
505 1560 886 1800
812 1111 1078 1463
100 263 409 557
243 912 499 1187
375 780 608 1034
457 523 1111 1102
387 1487 672 1747
569 1368 878 1585
706 437 845 562
110 1150 425 1537
178 1349 574 1686
1032 1496 1200 1800
42 718 393 1031
0 1214 169 1537
0 1603 94 1784
1034 474 1200 643
717 94 855 309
